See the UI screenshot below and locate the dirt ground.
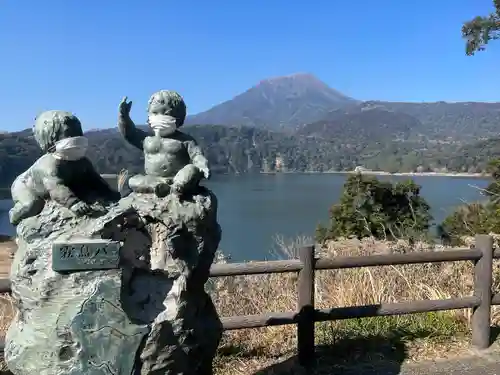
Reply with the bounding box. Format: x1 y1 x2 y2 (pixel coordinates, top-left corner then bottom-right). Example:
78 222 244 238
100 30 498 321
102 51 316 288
0 237 13 279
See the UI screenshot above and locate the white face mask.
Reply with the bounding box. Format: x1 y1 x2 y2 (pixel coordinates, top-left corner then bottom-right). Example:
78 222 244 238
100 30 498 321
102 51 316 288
148 114 177 136
52 136 88 161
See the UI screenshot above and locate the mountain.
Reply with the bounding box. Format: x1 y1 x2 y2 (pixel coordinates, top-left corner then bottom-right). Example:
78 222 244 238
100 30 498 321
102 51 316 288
3 74 500 189
295 100 500 143
297 104 421 143
186 73 356 130
186 74 500 142
363 101 500 142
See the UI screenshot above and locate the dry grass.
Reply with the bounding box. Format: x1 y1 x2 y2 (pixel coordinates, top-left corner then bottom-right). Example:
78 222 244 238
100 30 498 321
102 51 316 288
0 239 15 373
210 236 500 374
0 239 14 337
0 295 14 338
0 294 14 373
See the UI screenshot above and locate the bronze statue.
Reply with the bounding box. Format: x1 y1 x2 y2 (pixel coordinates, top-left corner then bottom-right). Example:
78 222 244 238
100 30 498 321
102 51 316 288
9 110 120 225
117 90 210 197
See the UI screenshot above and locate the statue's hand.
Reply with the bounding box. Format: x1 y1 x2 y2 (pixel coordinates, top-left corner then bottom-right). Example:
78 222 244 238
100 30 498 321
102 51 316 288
119 96 133 117
70 201 92 216
170 183 183 196
200 167 211 180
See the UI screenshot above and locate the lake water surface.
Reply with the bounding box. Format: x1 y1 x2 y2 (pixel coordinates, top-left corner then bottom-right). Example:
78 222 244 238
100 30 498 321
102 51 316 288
0 174 490 261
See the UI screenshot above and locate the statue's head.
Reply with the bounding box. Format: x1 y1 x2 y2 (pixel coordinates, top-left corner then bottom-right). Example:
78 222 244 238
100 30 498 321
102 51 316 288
33 111 86 159
147 90 187 128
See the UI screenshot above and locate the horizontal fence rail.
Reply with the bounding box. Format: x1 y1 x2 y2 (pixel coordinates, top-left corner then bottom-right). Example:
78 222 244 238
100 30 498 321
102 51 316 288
0 247 487 292
0 234 498 367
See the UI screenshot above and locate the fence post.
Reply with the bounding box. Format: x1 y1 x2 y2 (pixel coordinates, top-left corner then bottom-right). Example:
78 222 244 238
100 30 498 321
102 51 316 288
472 234 493 349
297 245 315 367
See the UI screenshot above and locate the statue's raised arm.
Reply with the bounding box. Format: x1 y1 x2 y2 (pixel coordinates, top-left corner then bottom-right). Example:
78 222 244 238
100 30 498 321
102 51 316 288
118 96 147 150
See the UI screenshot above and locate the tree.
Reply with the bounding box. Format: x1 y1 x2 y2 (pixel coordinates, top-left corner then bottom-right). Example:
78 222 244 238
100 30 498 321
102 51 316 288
463 0 500 55
485 159 500 202
316 174 432 242
440 159 500 244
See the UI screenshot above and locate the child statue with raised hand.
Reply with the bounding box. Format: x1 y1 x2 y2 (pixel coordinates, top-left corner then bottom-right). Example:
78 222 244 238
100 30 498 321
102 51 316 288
118 90 210 197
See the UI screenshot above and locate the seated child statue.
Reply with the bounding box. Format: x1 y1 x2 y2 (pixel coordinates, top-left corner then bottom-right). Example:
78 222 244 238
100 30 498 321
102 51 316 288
117 90 210 197
9 110 121 226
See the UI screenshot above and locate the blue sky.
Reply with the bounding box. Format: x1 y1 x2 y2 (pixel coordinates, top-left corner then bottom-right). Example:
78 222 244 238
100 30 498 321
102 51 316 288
0 0 499 131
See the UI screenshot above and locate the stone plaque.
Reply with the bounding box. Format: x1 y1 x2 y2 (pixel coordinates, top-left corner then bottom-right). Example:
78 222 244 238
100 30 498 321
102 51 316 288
52 239 120 272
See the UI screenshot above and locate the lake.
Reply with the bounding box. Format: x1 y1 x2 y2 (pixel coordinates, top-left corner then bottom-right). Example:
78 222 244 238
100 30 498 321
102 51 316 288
0 174 490 261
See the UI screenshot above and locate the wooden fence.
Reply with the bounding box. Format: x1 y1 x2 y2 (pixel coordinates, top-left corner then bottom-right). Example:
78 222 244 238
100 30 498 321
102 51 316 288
0 234 498 367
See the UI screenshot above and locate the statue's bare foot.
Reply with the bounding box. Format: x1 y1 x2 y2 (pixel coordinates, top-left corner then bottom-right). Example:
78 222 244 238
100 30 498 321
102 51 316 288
70 201 92 216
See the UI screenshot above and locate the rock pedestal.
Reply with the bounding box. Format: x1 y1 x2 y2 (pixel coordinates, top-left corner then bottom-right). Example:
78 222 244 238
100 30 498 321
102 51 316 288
5 188 222 375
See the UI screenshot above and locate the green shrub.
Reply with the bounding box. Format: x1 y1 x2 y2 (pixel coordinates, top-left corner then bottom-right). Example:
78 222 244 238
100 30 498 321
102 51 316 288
317 173 432 242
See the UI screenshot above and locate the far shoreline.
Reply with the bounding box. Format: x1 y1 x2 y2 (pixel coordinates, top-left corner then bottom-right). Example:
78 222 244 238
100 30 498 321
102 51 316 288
259 170 489 179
